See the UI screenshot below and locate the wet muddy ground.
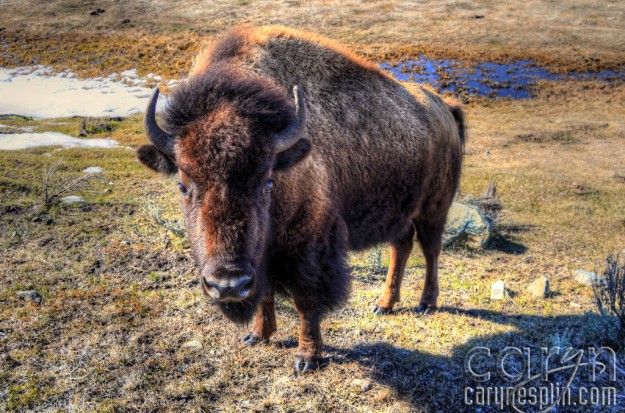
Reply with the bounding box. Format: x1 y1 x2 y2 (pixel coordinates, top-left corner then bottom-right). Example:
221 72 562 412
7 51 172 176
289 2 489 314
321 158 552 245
381 58 625 98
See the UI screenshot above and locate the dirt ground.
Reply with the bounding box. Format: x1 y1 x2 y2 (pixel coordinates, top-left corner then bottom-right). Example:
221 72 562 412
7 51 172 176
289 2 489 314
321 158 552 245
1 1 625 412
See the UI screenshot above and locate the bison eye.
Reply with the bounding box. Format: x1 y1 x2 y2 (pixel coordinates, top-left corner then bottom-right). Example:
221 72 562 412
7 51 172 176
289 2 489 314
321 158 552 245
264 179 274 193
178 181 188 196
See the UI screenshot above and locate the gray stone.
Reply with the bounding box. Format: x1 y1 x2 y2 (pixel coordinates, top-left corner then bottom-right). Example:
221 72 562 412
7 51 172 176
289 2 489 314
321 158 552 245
17 290 43 304
60 195 86 205
490 280 506 300
351 378 372 392
528 276 550 298
32 215 53 225
181 340 202 350
82 166 103 174
574 270 606 287
0 353 20 367
444 202 493 249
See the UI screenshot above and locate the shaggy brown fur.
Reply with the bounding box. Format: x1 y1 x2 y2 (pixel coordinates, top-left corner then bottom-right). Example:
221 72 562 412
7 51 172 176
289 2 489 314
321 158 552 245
137 25 465 373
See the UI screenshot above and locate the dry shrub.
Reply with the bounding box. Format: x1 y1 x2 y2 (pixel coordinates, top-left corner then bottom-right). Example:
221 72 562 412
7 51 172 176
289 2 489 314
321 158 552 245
464 181 504 224
41 160 96 207
142 195 186 237
594 255 625 346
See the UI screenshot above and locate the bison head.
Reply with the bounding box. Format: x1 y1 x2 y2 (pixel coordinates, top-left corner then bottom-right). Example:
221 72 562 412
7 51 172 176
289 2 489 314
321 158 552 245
136 69 310 324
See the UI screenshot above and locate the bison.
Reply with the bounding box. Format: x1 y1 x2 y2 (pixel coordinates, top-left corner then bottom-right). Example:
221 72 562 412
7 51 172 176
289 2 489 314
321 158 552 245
137 26 465 373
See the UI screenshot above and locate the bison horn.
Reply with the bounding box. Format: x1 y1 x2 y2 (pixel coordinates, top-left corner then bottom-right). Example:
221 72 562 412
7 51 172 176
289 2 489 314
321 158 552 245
144 88 175 156
275 86 307 153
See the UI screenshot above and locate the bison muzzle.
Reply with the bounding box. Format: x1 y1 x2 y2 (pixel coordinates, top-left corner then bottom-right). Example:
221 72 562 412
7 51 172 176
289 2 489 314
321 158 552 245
136 26 465 374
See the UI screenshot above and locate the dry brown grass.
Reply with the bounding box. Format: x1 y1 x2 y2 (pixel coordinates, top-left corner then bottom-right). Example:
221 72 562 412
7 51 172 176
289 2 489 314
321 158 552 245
1 0 625 78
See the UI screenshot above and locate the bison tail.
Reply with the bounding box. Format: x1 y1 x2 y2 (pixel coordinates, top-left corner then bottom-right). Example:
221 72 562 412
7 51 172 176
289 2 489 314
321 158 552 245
448 103 466 148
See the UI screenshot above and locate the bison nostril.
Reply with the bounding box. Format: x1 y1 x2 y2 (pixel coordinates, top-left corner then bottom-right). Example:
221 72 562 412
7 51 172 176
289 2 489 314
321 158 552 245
201 274 254 301
236 276 254 299
201 277 222 300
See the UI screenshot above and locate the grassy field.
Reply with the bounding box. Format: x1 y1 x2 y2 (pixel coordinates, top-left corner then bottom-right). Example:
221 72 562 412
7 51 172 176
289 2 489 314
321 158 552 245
1 1 625 412
1 0 625 78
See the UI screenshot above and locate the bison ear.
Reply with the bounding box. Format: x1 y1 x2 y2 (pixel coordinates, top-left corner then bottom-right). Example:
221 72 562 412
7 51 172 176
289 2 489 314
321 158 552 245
136 144 178 175
273 138 311 171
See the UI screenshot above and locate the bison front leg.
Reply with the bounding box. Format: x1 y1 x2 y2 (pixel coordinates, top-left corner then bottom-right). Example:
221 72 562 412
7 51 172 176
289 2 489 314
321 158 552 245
292 295 323 374
241 293 277 346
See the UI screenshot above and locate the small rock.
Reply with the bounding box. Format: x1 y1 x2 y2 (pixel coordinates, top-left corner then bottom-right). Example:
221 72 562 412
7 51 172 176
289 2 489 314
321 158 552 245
121 18 131 24
60 195 86 205
0 353 20 368
490 280 505 300
31 216 52 225
83 166 103 174
181 340 202 350
103 188 112 194
527 276 550 298
17 290 43 304
570 182 591 195
444 202 493 248
351 378 372 392
574 270 606 287
273 376 290 387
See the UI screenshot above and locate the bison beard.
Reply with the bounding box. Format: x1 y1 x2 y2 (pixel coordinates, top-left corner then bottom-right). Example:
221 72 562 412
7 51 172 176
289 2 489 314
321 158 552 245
136 25 465 374
217 297 258 324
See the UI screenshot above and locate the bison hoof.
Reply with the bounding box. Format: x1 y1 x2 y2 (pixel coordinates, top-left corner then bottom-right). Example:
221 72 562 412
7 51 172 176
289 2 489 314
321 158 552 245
294 355 323 375
372 305 392 316
416 303 437 315
241 332 262 346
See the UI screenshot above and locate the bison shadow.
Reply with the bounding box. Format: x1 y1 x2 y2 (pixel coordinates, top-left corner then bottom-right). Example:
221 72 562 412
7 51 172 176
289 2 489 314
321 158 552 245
485 223 538 255
320 308 623 412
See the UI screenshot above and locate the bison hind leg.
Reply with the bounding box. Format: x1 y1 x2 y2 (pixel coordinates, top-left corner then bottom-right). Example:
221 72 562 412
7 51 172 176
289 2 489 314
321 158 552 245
372 225 415 315
414 215 446 313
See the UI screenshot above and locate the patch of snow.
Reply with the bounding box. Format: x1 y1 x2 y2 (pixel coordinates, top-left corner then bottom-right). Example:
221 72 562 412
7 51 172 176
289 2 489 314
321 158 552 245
0 66 170 119
83 166 104 174
120 69 138 77
61 195 86 205
0 132 119 150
